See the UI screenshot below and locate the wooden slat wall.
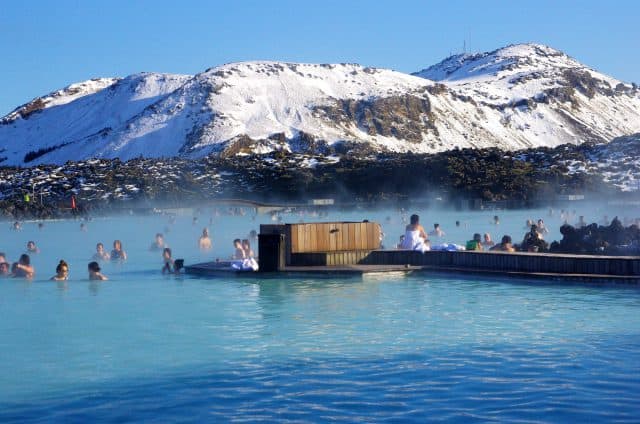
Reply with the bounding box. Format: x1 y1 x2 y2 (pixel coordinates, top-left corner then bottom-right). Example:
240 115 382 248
363 250 640 276
288 222 381 253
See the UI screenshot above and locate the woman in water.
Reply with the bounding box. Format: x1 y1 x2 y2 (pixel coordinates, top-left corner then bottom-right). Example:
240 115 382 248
50 260 69 281
93 243 111 261
399 214 429 252
14 254 34 279
88 261 108 280
111 240 127 261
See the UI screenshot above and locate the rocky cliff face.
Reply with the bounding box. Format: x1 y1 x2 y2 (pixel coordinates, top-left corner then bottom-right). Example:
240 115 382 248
1 44 639 166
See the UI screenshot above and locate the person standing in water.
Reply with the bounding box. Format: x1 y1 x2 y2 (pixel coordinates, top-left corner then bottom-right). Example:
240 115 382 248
88 261 108 280
199 228 212 251
50 260 69 281
111 240 127 261
26 241 40 254
14 254 35 278
150 233 166 251
93 243 111 260
161 248 175 274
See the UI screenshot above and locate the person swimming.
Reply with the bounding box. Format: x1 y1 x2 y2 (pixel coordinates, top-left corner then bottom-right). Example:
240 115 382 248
88 261 108 280
111 240 127 261
50 260 69 281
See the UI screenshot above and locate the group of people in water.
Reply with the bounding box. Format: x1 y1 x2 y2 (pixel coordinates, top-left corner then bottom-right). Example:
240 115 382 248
397 214 550 253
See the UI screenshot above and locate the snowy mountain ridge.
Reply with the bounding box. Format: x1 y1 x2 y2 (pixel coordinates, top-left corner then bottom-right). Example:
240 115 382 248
1 43 639 166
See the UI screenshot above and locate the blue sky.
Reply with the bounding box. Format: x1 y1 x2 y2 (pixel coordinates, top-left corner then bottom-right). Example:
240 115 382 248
1 0 639 115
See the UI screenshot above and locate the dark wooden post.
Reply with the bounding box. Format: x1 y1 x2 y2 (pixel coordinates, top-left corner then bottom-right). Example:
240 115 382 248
258 234 286 272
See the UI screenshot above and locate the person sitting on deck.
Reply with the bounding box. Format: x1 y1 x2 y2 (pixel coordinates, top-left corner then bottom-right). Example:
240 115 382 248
481 233 495 248
233 239 246 259
465 233 483 251
490 235 516 252
521 225 549 252
242 239 255 259
399 214 430 252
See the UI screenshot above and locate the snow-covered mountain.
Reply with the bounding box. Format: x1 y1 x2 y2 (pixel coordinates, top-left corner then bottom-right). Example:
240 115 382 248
1 43 639 166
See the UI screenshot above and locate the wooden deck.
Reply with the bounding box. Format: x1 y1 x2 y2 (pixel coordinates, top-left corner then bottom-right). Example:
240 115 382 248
185 259 640 283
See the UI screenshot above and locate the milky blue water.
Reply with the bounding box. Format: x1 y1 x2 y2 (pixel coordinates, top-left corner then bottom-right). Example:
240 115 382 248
1 205 639 422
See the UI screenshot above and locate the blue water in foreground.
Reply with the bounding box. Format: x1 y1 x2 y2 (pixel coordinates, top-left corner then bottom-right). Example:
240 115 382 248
1 207 639 422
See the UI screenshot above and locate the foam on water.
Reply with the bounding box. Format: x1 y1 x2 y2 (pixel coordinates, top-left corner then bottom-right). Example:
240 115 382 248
0 206 638 421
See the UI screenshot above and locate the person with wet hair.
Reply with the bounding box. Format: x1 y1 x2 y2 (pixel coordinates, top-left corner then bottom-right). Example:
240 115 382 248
51 260 69 281
88 261 108 281
14 254 34 279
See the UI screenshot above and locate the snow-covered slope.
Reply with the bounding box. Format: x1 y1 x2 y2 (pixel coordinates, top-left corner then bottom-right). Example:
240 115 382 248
1 43 639 165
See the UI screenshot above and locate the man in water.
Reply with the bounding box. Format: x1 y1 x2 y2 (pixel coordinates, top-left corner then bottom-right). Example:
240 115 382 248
88 262 108 280
26 241 40 254
150 233 166 251
93 243 111 261
429 223 445 237
199 228 212 251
